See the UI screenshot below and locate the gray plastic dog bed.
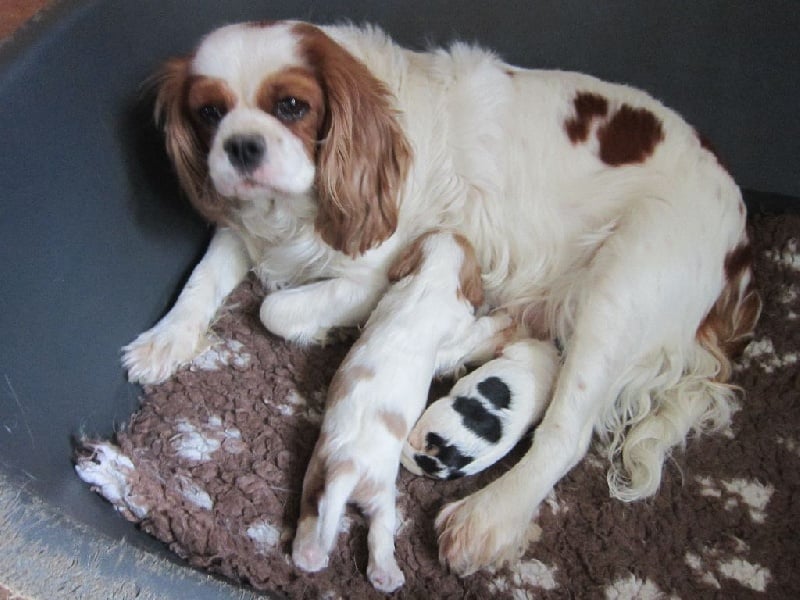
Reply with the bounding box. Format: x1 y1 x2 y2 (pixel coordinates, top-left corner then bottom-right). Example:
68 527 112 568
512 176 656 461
1 1 798 598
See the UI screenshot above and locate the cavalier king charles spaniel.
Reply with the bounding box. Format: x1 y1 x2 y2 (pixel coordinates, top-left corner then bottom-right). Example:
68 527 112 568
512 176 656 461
123 20 760 580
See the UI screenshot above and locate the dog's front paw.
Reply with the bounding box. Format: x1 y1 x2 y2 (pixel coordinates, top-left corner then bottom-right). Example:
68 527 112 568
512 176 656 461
259 293 330 345
367 558 405 593
122 319 208 385
292 525 329 573
435 491 539 576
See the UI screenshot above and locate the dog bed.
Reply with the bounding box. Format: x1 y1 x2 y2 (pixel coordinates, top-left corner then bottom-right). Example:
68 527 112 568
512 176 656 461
75 212 800 598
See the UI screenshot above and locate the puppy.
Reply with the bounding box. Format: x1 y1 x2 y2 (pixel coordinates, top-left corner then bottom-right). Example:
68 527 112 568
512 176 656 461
402 339 559 480
292 230 508 592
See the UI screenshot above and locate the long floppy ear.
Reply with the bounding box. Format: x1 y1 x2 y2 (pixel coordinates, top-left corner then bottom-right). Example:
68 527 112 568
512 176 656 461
295 24 412 258
151 57 228 224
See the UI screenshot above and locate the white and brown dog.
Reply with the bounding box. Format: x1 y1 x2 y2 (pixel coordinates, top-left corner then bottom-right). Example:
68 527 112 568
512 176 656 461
124 21 760 577
293 230 508 592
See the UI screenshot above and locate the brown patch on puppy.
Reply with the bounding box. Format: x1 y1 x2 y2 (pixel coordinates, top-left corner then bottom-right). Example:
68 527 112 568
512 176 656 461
564 92 609 143
256 66 326 159
186 76 237 146
378 410 408 441
352 476 386 507
597 104 664 166
453 233 484 309
387 231 436 282
294 22 412 258
326 366 376 408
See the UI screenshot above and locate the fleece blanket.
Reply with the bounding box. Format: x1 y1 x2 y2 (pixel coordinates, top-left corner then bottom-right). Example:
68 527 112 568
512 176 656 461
76 212 800 599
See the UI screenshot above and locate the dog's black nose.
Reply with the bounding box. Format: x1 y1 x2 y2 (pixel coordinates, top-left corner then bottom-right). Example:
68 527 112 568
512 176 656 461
224 134 266 173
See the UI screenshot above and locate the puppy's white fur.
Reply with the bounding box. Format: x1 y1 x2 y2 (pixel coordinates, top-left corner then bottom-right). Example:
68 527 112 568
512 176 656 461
124 21 760 576
402 339 559 480
292 230 508 592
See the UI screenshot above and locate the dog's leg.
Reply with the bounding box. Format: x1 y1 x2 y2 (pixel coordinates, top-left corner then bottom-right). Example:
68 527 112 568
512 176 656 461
363 486 405 592
122 228 250 384
436 203 729 575
260 277 386 345
293 454 358 572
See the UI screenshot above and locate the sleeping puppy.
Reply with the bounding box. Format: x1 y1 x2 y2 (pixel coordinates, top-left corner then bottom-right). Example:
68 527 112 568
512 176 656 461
402 339 558 480
292 230 509 592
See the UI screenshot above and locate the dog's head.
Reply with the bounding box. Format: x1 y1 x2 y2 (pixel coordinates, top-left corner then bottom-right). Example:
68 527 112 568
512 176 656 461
153 21 411 257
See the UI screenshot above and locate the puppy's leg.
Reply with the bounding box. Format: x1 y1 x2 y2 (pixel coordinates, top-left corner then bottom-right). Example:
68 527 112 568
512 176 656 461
293 455 358 572
362 485 405 593
122 228 250 384
436 204 727 575
260 277 386 345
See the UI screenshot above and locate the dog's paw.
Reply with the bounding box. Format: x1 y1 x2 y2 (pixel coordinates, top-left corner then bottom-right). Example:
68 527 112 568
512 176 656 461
435 491 539 576
368 558 405 593
122 319 208 384
259 293 331 346
292 536 329 573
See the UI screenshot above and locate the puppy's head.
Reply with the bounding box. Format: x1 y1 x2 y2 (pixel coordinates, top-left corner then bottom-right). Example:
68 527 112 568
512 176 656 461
153 21 411 256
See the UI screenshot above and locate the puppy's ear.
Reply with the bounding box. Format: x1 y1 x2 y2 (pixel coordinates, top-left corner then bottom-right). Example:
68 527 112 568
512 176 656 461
295 24 412 258
151 57 228 223
454 233 484 309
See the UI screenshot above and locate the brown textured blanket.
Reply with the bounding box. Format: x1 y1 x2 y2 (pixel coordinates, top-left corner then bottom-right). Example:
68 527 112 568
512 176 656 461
76 212 800 598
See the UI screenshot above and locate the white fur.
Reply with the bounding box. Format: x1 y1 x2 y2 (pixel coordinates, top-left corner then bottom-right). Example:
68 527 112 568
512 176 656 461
123 22 753 576
402 339 559 479
291 231 509 592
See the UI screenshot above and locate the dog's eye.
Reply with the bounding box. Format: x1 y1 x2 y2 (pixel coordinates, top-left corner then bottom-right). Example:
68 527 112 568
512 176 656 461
274 97 309 122
197 104 226 126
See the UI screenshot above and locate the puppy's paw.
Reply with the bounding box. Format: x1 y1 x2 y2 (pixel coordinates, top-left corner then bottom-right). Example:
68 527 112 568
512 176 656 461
292 524 329 573
435 491 539 576
122 319 208 384
368 558 405 593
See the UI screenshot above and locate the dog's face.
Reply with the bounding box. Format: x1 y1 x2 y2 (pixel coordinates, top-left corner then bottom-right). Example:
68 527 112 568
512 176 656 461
154 21 412 257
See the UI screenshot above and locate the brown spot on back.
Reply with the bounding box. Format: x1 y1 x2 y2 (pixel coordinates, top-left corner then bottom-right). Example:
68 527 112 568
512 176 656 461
565 92 609 143
326 365 375 408
378 410 408 440
597 104 664 166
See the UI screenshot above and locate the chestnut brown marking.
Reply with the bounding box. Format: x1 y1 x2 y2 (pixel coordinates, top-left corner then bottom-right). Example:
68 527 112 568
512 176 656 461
256 66 326 159
186 76 237 145
378 410 408 441
564 92 609 143
724 243 754 282
597 104 664 166
453 232 484 309
294 22 412 258
152 57 233 225
696 240 761 380
352 476 386 507
298 441 326 520
326 365 376 408
387 231 434 283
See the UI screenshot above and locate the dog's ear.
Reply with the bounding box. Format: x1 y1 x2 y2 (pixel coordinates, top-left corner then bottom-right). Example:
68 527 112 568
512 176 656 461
295 24 412 258
151 57 228 223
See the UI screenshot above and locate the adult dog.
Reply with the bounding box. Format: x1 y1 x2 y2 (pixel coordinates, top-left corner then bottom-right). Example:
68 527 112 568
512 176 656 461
123 21 760 575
